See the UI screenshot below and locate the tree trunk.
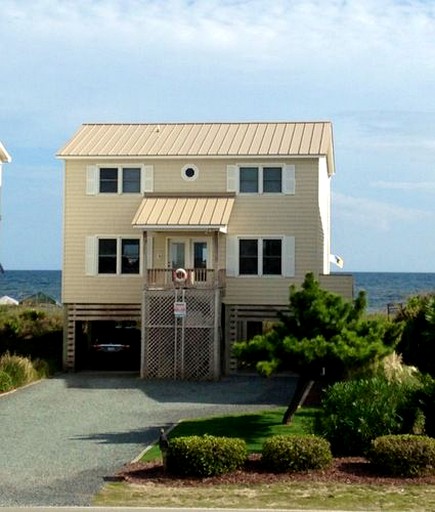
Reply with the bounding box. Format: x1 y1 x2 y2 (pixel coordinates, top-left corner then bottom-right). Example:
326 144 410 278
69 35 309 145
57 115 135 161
282 376 315 424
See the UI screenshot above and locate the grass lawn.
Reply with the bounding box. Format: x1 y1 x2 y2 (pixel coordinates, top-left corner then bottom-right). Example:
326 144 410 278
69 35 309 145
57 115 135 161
93 406 435 511
140 406 316 462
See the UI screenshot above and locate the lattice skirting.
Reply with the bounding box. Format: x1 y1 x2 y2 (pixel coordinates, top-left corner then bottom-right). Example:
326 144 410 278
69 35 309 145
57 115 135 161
142 288 221 380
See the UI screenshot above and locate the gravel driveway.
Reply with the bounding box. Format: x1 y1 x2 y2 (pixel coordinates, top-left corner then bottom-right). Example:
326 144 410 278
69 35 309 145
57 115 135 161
0 372 296 506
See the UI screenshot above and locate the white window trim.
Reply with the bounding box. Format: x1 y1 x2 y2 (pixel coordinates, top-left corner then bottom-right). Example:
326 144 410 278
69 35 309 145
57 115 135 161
226 164 295 195
226 235 295 277
85 235 143 276
86 164 153 195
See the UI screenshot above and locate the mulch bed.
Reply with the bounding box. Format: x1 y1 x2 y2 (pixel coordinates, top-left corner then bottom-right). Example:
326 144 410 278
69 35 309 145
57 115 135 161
116 454 435 487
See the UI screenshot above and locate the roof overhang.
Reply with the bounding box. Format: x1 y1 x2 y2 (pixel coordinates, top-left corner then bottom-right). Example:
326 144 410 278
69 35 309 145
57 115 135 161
0 142 11 163
132 193 235 233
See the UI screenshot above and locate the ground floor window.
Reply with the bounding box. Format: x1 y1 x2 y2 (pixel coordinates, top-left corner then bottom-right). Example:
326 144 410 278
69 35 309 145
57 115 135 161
86 236 141 275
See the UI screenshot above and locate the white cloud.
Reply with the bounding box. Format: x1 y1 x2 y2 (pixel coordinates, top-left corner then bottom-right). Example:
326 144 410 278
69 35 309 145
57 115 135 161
371 181 435 191
333 191 433 231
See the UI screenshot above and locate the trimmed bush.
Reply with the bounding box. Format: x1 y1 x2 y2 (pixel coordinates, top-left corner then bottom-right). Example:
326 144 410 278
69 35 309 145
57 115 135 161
314 377 421 456
166 434 247 477
0 352 38 388
0 370 13 393
368 434 435 477
261 435 332 473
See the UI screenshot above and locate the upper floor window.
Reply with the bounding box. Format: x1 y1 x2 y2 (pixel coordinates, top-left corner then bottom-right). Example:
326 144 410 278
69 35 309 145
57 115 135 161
86 165 154 195
227 164 295 195
99 167 141 193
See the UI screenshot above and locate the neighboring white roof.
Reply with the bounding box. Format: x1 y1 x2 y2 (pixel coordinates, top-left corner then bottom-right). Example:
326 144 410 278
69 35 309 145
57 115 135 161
0 295 19 305
57 121 335 173
0 141 11 163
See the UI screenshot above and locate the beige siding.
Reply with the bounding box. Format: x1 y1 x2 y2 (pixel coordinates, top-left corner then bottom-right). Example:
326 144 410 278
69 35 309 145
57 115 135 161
62 156 335 306
62 160 145 303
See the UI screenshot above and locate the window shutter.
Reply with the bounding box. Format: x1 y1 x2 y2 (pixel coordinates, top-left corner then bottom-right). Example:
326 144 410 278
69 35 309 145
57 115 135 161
282 236 295 277
142 165 154 193
225 236 238 277
86 165 98 195
282 165 295 195
146 234 153 269
85 236 97 275
226 165 238 193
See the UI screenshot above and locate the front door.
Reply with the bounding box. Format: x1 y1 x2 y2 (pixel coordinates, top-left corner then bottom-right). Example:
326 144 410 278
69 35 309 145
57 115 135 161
169 241 186 269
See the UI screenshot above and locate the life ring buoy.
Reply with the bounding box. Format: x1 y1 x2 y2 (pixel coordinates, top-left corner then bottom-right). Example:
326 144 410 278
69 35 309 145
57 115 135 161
174 268 188 283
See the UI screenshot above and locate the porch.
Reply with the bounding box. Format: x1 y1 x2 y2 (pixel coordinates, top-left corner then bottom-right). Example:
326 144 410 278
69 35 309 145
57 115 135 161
144 268 226 289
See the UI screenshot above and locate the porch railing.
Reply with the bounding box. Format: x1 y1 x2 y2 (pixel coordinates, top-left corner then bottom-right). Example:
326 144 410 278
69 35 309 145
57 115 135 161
145 268 226 289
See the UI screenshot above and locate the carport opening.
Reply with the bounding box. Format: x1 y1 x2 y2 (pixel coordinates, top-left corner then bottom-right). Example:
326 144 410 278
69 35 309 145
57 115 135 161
75 320 141 371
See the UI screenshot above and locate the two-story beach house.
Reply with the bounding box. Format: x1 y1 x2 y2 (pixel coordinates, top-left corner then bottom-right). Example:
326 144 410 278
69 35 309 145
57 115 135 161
57 122 353 379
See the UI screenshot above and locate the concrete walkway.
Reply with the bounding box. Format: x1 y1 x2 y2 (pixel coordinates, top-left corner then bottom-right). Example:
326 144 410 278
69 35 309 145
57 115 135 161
0 373 296 506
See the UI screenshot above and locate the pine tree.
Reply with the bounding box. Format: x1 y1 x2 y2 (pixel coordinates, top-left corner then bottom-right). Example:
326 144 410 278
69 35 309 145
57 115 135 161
233 273 403 423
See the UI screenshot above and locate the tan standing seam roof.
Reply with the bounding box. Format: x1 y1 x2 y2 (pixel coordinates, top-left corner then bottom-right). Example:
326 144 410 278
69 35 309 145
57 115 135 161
57 121 335 172
132 195 235 231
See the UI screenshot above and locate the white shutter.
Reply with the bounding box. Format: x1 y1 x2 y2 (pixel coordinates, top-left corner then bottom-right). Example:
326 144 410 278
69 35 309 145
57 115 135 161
85 236 97 275
282 236 295 277
282 164 295 195
146 234 153 269
142 165 154 193
225 236 238 277
86 165 98 195
226 165 238 193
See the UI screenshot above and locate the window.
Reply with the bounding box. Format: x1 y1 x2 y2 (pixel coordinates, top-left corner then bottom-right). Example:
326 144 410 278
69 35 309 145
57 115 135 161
121 239 140 273
226 164 295 195
99 168 118 193
99 167 141 193
98 239 117 273
262 239 282 275
240 167 259 193
87 165 153 195
263 167 282 193
239 239 259 274
122 168 141 193
95 238 140 275
239 238 282 276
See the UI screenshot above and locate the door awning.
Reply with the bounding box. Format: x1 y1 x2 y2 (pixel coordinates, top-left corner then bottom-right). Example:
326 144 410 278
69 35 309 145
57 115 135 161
132 193 235 233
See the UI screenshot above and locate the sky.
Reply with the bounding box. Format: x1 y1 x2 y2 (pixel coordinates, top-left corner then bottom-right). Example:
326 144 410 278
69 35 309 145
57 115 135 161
1 0 435 272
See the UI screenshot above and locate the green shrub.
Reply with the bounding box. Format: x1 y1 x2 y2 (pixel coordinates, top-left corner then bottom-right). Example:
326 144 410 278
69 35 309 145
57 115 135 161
166 435 247 477
0 370 13 393
0 352 38 388
261 435 332 473
314 377 421 456
368 434 435 477
32 358 52 378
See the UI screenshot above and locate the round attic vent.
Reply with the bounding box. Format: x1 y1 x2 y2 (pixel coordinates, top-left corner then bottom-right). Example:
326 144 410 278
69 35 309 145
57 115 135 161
181 164 199 181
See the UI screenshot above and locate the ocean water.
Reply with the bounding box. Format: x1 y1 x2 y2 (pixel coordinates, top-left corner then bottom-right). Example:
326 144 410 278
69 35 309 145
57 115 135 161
0 270 434 313
353 271 435 313
0 270 61 303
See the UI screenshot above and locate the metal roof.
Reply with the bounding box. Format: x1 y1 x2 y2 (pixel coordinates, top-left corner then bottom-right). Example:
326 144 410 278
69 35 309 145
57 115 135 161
132 193 235 232
58 122 335 172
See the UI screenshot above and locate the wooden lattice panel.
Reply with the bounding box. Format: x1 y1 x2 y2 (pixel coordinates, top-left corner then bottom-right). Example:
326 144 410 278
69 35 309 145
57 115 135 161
142 288 219 380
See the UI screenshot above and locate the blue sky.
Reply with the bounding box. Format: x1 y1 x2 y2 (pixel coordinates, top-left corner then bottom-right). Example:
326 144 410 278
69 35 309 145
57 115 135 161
1 0 435 272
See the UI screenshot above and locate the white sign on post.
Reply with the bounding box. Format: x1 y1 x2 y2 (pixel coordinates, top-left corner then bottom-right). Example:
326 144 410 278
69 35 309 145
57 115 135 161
174 301 187 318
